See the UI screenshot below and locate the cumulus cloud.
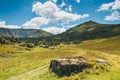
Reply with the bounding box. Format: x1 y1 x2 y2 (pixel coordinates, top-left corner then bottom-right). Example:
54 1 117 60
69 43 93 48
98 0 120 21
65 5 72 13
60 1 66 8
98 2 113 11
22 17 49 29
48 0 57 3
112 0 120 10
42 26 66 34
105 11 120 21
65 24 76 28
68 5 72 12
32 1 88 23
0 21 5 27
75 0 80 3
0 21 21 29
22 1 89 34
54 11 81 23
79 14 89 19
98 0 120 11
52 0 57 3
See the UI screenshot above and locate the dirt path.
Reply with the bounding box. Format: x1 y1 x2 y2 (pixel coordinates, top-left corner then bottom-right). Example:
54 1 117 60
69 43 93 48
93 50 120 58
7 65 49 80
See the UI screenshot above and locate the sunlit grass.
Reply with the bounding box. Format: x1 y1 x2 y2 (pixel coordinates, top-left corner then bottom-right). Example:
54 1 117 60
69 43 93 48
0 36 120 80
78 36 120 54
0 45 79 79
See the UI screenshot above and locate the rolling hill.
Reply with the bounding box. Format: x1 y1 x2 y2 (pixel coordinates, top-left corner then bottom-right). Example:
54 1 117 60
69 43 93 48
0 28 53 38
52 21 120 42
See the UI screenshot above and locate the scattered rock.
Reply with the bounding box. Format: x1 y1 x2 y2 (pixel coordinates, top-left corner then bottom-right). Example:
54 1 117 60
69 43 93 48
96 58 107 63
96 58 111 65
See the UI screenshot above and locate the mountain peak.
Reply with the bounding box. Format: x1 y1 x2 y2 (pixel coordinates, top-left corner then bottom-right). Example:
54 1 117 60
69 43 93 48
84 20 97 24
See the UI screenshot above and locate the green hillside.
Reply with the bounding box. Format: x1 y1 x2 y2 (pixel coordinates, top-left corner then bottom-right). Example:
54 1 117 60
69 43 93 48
0 28 53 38
53 21 120 43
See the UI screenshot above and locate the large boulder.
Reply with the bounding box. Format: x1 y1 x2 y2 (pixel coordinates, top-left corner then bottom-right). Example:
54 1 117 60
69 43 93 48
49 57 91 76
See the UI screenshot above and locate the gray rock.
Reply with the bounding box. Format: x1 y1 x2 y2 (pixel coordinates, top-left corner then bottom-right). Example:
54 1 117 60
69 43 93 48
49 56 91 76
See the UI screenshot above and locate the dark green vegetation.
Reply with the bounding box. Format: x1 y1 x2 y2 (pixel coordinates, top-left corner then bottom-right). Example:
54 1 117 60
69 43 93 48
0 36 36 49
0 28 52 38
0 36 20 44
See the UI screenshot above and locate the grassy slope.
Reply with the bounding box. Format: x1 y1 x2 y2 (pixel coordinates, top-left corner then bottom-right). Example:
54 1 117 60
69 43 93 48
78 36 120 54
56 21 120 42
0 36 120 80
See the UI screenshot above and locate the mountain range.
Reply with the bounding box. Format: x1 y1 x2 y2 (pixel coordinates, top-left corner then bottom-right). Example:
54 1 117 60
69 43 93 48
0 28 52 38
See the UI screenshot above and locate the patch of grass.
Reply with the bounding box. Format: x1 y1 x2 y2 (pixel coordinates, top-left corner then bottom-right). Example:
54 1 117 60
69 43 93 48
78 36 120 55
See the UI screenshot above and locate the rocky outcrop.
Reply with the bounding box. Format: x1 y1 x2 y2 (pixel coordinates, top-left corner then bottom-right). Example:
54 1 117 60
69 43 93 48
49 57 91 76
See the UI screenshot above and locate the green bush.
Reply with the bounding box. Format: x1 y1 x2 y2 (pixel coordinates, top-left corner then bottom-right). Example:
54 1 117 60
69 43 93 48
26 43 35 48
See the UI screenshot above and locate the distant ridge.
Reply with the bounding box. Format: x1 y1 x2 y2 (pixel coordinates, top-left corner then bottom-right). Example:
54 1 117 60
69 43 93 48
0 28 53 38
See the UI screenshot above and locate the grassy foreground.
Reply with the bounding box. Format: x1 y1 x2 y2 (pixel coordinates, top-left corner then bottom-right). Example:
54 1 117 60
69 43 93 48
0 36 120 80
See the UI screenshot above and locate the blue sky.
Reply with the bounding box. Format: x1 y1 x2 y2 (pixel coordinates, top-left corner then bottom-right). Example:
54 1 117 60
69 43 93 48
0 0 120 34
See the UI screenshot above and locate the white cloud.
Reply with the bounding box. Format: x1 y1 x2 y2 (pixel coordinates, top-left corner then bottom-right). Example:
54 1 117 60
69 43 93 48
68 5 72 12
98 0 120 11
32 1 60 19
22 17 49 29
0 21 5 27
98 2 113 11
52 0 57 3
22 1 89 30
32 1 88 23
0 21 21 29
54 11 81 23
6 25 21 29
79 14 89 18
75 0 80 3
98 0 120 21
112 0 120 10
60 1 66 8
47 0 57 3
42 26 66 34
105 11 120 21
65 24 76 28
